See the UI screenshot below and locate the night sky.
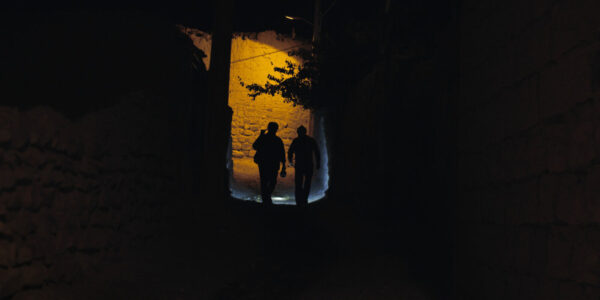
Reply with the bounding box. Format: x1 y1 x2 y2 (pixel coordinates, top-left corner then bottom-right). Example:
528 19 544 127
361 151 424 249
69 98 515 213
4 0 319 38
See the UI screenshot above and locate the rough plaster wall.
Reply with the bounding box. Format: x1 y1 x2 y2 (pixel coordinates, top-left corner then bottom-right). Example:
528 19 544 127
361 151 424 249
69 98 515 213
457 1 600 298
0 93 189 299
187 30 312 160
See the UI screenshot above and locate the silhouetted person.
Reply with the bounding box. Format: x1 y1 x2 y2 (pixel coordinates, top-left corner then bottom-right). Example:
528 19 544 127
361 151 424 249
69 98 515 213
253 122 286 206
288 125 320 208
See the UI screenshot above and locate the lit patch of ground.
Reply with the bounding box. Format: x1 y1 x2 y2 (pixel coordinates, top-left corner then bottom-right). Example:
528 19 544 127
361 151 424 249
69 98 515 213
230 158 297 205
230 158 327 205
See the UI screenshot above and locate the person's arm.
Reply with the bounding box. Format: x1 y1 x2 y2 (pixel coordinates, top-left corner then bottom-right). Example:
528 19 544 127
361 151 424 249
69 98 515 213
279 140 286 170
287 140 296 164
252 130 265 150
313 139 321 169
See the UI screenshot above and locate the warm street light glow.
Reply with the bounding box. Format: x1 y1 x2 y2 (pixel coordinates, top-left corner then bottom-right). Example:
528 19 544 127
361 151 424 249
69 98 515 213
284 15 313 26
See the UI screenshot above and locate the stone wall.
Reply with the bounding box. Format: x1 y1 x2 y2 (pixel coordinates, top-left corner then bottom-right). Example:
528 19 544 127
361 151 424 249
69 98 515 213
0 92 191 299
457 0 600 298
186 30 312 160
323 2 457 295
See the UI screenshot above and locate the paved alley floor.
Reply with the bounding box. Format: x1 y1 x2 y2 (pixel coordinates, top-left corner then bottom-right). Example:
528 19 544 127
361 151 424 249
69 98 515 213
15 199 438 299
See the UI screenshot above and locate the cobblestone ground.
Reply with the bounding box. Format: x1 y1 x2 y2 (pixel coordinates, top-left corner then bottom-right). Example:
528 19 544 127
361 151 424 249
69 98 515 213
25 200 434 300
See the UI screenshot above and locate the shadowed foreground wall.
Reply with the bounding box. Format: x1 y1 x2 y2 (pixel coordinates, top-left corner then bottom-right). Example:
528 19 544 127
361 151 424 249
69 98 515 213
457 1 600 298
0 94 193 298
321 1 457 297
0 12 202 299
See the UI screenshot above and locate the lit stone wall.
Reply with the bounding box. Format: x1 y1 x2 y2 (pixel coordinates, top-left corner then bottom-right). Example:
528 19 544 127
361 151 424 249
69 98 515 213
186 29 312 159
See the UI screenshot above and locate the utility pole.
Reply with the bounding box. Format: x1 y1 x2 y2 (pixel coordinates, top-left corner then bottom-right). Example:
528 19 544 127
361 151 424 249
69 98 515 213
202 0 233 206
312 0 322 45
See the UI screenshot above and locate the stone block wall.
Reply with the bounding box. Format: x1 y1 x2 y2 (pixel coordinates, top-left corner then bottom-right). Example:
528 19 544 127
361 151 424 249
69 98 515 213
0 92 190 299
457 0 600 298
186 30 312 160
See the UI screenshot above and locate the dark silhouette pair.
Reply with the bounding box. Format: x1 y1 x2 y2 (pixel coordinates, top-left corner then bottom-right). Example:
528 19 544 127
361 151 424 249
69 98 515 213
252 122 320 207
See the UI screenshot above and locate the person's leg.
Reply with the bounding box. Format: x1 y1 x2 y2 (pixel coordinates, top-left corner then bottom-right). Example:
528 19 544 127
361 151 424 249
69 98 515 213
297 170 309 208
263 166 278 206
268 168 278 197
259 165 272 206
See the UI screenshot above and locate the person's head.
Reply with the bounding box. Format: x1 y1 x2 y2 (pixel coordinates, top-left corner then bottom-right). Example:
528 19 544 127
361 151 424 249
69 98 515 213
267 122 279 134
297 125 307 136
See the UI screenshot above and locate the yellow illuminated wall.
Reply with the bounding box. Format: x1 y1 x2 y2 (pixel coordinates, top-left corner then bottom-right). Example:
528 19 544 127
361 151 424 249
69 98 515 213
228 32 311 159
186 29 312 191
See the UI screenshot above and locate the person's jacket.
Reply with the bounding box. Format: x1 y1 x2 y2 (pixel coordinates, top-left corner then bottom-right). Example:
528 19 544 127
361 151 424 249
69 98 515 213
253 132 285 168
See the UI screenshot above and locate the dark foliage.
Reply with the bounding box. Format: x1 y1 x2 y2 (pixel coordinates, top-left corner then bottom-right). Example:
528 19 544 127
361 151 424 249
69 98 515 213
242 47 320 110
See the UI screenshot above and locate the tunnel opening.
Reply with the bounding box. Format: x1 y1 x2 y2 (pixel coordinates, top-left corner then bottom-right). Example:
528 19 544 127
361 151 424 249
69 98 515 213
227 112 330 205
185 28 329 205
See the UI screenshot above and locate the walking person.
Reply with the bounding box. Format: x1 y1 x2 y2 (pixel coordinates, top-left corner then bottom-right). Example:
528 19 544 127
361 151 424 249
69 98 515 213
252 122 286 206
288 125 320 208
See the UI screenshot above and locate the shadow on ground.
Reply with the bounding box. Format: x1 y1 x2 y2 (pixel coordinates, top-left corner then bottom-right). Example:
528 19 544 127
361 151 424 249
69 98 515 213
33 198 434 299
